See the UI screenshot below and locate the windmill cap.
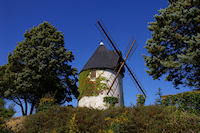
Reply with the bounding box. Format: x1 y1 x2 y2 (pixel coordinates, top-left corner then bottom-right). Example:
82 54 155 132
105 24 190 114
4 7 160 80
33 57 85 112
80 43 125 77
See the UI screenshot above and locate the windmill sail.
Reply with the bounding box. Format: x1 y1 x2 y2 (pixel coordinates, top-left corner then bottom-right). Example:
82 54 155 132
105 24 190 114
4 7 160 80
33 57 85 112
97 20 147 97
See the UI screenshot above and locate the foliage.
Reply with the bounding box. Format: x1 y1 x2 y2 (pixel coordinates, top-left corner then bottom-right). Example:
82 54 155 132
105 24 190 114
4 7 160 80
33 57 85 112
103 97 118 107
136 94 146 106
0 99 15 133
69 113 79 133
21 105 74 133
38 97 55 112
78 70 108 100
162 91 200 114
104 109 128 132
0 117 13 133
6 116 26 133
0 22 78 115
19 105 200 133
0 99 15 119
143 0 200 89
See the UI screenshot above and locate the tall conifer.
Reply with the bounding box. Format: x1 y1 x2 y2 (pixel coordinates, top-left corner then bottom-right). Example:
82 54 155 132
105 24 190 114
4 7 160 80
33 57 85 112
144 0 200 89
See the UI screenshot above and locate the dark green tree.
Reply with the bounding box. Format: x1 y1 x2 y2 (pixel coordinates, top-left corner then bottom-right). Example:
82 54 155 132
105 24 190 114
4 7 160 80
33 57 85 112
0 22 78 115
144 0 200 89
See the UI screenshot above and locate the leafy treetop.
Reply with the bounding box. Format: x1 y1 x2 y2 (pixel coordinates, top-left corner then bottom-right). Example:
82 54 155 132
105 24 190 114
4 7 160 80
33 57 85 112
144 0 200 89
0 22 78 115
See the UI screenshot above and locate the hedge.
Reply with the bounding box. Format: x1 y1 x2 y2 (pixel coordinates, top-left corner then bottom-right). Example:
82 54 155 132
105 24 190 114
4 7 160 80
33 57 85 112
162 91 200 114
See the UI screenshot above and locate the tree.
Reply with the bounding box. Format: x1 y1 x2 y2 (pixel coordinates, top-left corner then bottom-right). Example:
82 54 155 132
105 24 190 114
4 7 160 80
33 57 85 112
143 0 200 89
0 22 78 115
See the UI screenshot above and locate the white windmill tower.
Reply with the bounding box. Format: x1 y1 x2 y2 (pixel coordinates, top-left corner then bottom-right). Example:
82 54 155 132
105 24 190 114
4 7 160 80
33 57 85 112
78 41 125 109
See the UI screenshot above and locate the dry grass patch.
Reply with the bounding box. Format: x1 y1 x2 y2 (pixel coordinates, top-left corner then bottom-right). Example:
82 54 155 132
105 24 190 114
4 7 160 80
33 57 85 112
6 116 26 132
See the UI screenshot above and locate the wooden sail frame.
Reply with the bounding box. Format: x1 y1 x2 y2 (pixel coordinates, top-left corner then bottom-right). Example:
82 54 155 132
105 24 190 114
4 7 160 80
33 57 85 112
97 20 147 97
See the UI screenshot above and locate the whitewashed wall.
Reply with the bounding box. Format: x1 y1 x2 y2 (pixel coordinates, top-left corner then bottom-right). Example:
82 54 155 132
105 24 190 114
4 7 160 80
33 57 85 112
78 69 124 109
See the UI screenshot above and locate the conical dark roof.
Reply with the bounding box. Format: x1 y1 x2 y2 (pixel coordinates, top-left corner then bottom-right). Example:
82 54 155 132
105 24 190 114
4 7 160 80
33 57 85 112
81 43 123 73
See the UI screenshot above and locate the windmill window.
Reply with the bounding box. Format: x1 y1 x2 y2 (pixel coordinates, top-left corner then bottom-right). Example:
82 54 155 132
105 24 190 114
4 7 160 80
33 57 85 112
91 70 96 79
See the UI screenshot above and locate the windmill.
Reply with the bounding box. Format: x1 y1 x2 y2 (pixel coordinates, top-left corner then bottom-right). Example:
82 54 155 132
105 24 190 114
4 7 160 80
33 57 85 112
96 20 147 98
78 21 146 109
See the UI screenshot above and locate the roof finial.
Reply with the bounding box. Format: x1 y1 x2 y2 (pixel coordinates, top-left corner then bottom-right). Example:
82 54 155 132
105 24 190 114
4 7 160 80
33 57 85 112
100 41 104 46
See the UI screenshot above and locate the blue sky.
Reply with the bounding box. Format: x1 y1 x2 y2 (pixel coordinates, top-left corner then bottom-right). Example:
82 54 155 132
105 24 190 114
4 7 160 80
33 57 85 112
0 0 191 116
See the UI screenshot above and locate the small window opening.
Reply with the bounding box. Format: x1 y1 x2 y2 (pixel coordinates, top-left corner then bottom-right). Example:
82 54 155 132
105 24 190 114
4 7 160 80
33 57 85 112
91 70 96 79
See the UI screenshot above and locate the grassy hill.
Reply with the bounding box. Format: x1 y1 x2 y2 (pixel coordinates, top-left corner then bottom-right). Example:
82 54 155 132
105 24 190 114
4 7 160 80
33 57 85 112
5 105 200 133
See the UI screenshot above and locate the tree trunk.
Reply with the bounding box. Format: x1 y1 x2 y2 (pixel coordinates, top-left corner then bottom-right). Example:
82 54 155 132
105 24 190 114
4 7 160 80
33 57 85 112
35 102 39 113
29 102 35 115
24 96 28 115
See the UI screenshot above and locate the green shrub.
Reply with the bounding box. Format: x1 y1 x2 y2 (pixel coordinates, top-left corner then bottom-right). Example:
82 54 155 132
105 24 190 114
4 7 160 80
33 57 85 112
38 97 55 112
22 105 74 133
103 96 118 107
20 105 200 133
136 94 146 106
0 99 15 133
0 99 15 119
162 91 200 114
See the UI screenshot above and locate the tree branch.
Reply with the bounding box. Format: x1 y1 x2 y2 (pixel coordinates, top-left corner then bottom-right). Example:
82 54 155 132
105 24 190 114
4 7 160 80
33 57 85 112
10 97 20 106
16 96 25 116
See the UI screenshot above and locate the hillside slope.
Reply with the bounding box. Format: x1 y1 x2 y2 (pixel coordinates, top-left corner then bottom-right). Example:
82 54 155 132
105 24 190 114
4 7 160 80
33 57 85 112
7 105 199 133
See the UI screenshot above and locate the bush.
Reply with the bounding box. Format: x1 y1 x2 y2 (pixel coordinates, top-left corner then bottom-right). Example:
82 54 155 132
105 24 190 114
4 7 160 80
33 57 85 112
103 96 118 107
20 105 200 133
0 99 15 133
38 97 55 112
0 99 15 119
22 105 74 133
136 94 146 106
162 91 200 114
